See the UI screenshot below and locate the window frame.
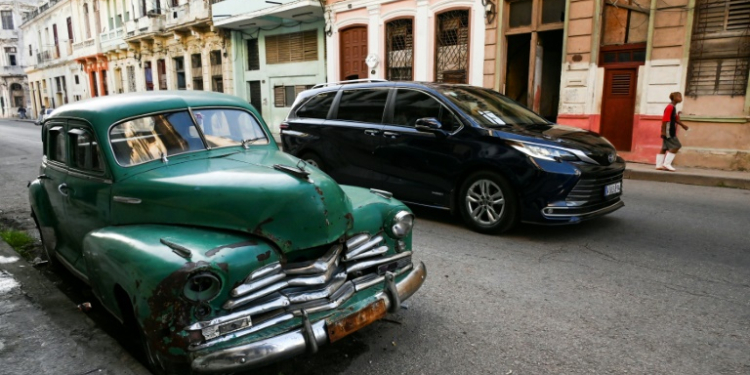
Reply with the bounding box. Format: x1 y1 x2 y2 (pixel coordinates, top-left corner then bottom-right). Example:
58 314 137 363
333 88 391 124
47 124 69 167
384 17 415 81
294 91 338 119
685 0 750 97
434 9 472 84
68 126 107 177
1 10 13 30
387 88 464 134
106 106 270 168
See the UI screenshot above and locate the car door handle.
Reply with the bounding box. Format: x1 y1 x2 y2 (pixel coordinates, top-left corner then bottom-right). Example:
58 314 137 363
57 183 69 197
382 131 399 138
364 129 381 136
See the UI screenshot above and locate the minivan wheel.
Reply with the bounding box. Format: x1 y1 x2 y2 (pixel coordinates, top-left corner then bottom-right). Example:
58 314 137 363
300 153 325 171
458 171 517 234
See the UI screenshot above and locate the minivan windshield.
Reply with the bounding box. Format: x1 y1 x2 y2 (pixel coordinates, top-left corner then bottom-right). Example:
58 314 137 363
438 87 550 127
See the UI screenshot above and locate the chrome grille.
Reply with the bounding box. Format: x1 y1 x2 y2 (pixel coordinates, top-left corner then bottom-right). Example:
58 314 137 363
188 232 412 348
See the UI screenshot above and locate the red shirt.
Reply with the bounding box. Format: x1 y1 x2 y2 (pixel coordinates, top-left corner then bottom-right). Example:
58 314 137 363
662 104 679 137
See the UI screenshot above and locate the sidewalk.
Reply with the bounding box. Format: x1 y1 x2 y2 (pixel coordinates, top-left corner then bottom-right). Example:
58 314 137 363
0 241 151 375
625 162 750 190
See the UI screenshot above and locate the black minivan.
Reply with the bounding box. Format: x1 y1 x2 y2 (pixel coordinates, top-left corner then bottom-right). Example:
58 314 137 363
281 80 625 234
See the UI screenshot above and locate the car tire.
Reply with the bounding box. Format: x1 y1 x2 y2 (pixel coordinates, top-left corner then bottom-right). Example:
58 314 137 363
300 152 326 172
458 171 518 234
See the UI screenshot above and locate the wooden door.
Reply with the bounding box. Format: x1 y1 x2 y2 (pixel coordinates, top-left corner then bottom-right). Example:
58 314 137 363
600 69 636 151
340 27 368 80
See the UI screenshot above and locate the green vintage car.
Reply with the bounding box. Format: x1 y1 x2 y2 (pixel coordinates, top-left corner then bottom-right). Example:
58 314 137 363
28 91 426 374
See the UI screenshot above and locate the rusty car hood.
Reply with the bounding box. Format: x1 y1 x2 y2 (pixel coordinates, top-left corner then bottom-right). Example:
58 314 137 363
111 149 353 255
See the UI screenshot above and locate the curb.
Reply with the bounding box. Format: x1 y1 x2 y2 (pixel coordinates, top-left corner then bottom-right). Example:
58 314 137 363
624 165 750 190
0 240 151 375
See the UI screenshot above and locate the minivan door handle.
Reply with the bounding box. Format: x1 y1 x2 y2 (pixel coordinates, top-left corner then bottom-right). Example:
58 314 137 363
382 131 399 138
364 129 381 136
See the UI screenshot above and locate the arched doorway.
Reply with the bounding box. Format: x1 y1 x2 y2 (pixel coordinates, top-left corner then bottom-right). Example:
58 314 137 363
339 26 368 81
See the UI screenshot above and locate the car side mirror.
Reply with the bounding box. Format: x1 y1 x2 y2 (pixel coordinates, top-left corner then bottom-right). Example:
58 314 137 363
415 118 448 137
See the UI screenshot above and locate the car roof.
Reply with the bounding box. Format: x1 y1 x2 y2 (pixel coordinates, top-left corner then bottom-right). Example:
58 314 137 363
48 91 253 131
304 80 474 94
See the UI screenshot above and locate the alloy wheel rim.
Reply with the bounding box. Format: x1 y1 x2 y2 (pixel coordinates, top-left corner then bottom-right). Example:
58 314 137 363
465 179 505 226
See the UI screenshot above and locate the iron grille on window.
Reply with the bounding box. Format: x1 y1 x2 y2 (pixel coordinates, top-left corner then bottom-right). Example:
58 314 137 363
686 0 750 97
386 19 414 80
127 66 136 92
247 39 260 70
435 10 470 83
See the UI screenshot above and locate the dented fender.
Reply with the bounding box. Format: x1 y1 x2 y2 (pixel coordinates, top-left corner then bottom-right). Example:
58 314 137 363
81 225 281 359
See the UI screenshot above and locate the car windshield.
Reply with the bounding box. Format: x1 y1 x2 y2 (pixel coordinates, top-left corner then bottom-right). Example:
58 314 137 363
438 86 550 127
109 109 268 166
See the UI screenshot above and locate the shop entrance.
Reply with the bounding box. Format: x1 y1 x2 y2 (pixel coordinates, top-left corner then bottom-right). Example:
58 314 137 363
504 30 563 122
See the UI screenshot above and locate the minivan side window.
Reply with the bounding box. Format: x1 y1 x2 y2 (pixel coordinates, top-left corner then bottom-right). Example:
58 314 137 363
296 92 336 119
393 89 459 131
335 89 389 123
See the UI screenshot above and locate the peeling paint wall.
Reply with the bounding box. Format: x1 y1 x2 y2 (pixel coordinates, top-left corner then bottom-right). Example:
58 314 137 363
557 0 750 171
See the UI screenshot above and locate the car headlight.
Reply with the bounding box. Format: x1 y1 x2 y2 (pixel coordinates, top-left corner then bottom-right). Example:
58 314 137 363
389 210 414 239
510 142 578 162
184 272 222 302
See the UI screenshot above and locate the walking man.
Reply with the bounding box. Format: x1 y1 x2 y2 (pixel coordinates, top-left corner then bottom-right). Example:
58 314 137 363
656 92 689 171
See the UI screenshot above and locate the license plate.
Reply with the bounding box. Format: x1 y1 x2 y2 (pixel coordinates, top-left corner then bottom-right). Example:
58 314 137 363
604 181 622 196
327 299 387 343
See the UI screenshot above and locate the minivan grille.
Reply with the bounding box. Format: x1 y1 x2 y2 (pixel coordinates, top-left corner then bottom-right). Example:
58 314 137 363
188 232 412 349
566 170 624 204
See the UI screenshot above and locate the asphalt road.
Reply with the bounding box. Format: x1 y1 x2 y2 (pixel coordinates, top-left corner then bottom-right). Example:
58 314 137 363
1 119 748 374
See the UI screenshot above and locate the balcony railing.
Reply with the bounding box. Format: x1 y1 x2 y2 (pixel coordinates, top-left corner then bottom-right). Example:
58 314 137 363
21 0 63 24
73 39 96 51
166 0 210 29
100 27 126 51
35 48 60 64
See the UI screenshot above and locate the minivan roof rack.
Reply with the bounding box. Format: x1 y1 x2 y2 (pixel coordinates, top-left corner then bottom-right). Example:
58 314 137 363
312 79 388 89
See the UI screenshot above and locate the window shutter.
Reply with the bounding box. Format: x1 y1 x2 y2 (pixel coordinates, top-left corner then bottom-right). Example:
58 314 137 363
274 86 285 107
727 0 750 31
247 39 260 70
265 30 318 64
686 0 750 96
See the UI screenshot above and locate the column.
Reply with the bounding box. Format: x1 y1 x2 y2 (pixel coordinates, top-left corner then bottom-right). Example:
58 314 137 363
367 4 380 79
414 0 430 81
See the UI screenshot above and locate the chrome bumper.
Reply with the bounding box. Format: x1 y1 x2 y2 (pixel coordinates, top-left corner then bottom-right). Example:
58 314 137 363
191 261 427 373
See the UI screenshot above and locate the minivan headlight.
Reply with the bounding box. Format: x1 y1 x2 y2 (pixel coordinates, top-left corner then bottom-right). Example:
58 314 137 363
389 211 414 239
510 142 578 162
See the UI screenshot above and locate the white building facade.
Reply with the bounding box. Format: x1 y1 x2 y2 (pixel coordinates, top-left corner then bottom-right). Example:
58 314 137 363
1 0 37 119
21 0 231 120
